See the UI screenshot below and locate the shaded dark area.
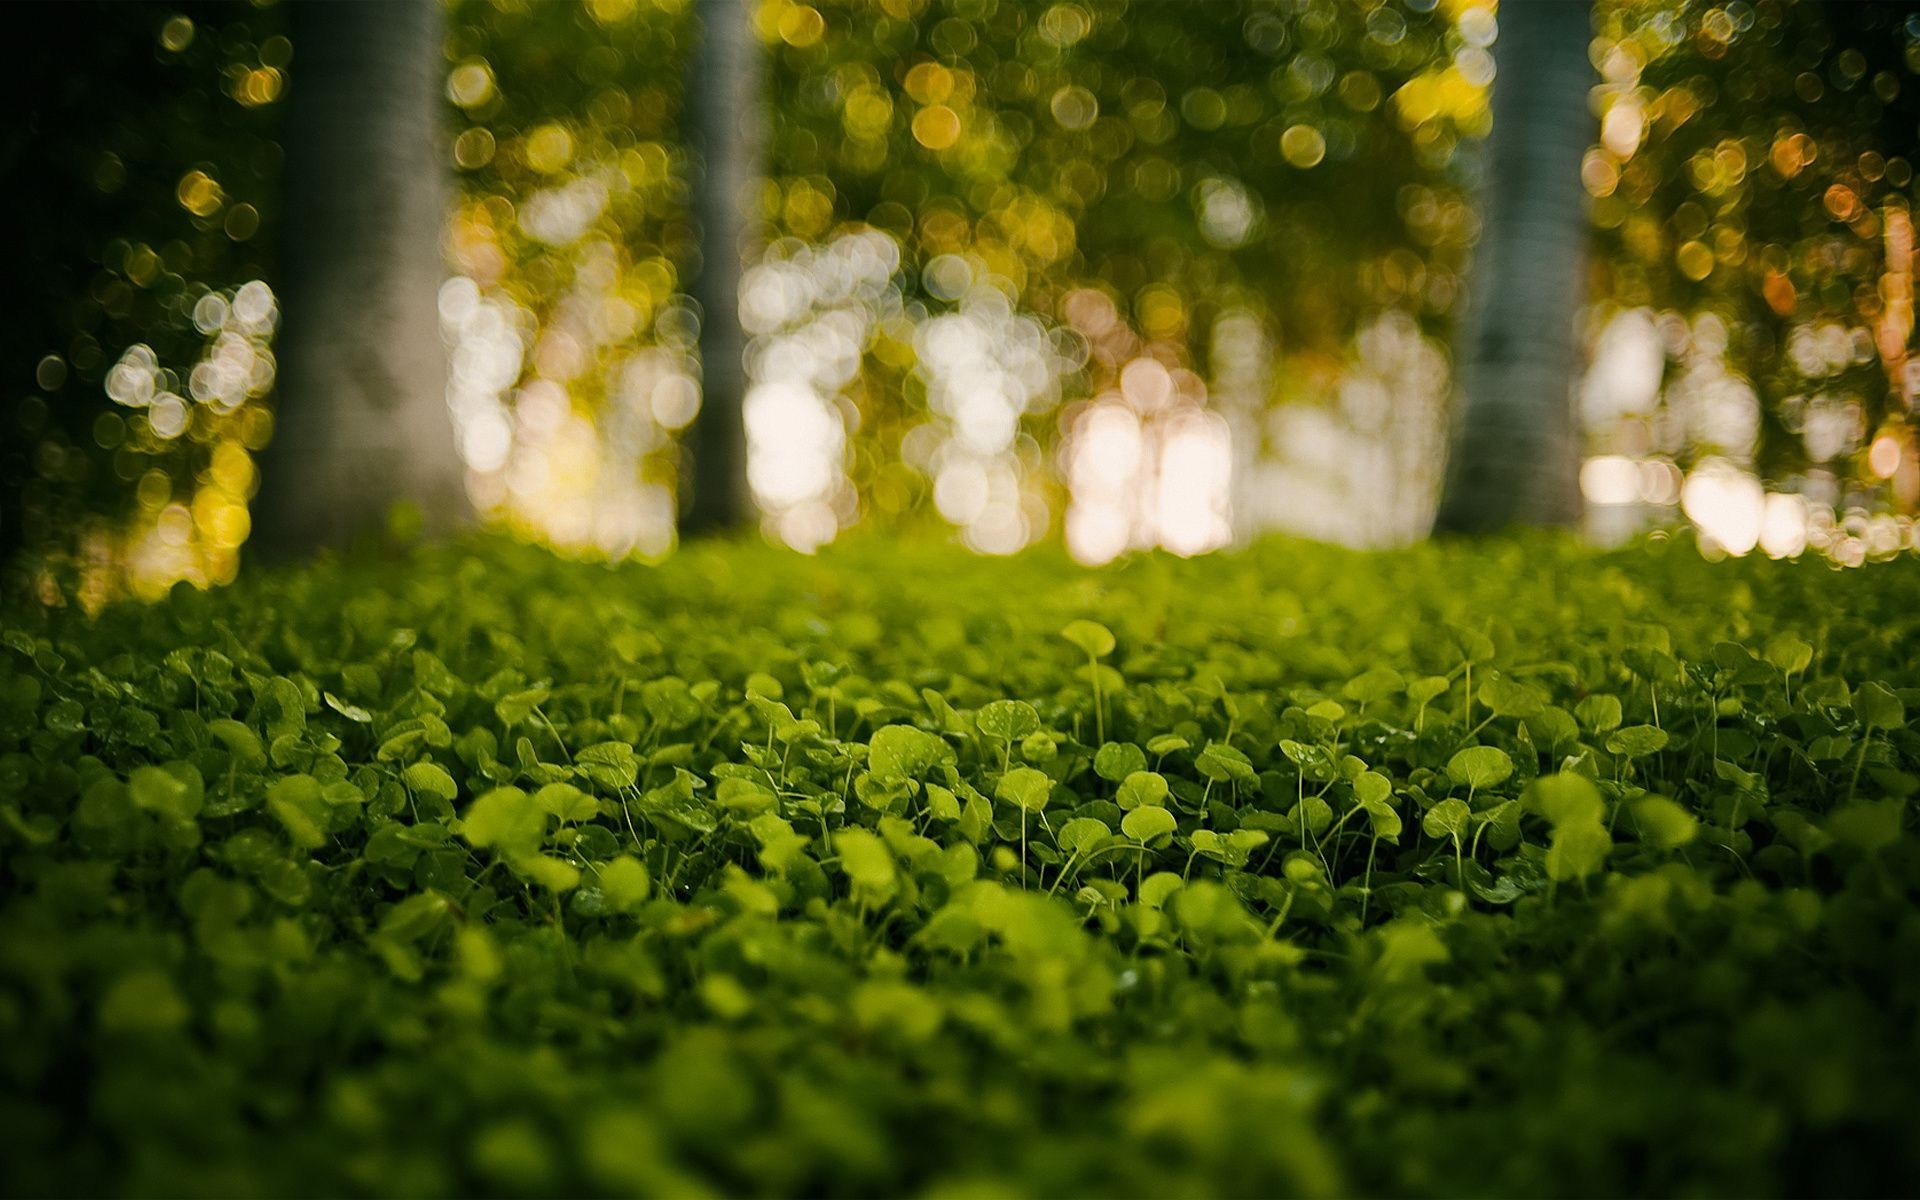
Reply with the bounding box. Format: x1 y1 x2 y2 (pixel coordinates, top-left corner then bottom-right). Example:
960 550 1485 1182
3 1 279 592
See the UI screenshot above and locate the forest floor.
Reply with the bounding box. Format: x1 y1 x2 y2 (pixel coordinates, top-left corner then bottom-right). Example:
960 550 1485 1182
3 533 1919 1196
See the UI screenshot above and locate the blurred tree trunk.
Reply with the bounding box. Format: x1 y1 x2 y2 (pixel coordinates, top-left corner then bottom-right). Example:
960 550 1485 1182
681 0 761 534
253 0 465 555
1432 0 1595 534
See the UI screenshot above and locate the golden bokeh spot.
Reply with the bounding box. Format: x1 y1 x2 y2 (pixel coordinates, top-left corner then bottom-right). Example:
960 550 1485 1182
449 61 496 109
525 124 575 173
159 15 194 52
904 62 955 105
1050 85 1099 132
1823 183 1860 222
778 4 824 47
1676 240 1714 281
1281 124 1327 169
586 0 637 24
1392 74 1442 127
1135 284 1186 340
455 128 497 170
1581 150 1620 198
1770 133 1806 179
176 170 225 218
783 180 835 237
210 440 255 496
238 68 283 107
1039 3 1091 47
912 105 961 151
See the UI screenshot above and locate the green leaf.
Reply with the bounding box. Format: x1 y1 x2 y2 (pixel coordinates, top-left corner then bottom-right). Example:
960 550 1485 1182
835 828 896 900
1116 770 1169 810
1448 624 1495 664
976 700 1040 743
868 724 954 781
1121 805 1176 843
494 686 550 728
1343 667 1405 704
1137 872 1183 909
1195 742 1255 783
598 855 652 910
1856 681 1906 731
1421 798 1470 841
1479 673 1544 718
1094 742 1147 782
1354 771 1392 807
534 782 599 823
517 855 581 892
1631 795 1698 850
1764 633 1813 675
1060 620 1116 659
379 891 452 942
576 742 640 790
996 766 1052 813
1057 817 1112 855
265 775 329 850
1606 725 1669 758
1546 820 1611 882
1446 746 1514 791
1291 795 1334 836
1574 694 1623 733
1305 699 1345 722
323 692 373 723
925 783 961 821
1020 732 1057 762
129 764 201 821
1361 794 1403 841
715 777 777 814
207 718 266 769
1526 772 1604 827
460 787 544 859
402 761 459 802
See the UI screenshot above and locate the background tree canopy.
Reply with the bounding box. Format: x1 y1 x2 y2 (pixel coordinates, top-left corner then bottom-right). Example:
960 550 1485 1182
5 0 1919 600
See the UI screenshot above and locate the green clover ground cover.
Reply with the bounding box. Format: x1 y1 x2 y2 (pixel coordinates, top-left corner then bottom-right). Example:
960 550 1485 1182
3 535 1919 1197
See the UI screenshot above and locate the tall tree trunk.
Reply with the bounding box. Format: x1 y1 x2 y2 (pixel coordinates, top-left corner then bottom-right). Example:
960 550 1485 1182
1432 0 1595 534
253 0 465 554
681 0 760 534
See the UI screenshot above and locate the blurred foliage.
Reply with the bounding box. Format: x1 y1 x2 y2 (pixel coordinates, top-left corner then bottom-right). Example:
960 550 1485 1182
443 0 694 551
6 0 1920 597
1588 0 1920 494
749 0 1482 357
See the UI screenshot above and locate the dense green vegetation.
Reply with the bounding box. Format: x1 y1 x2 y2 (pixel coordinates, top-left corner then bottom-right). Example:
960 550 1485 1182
3 535 1919 1196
